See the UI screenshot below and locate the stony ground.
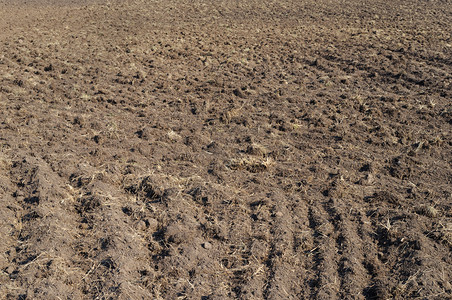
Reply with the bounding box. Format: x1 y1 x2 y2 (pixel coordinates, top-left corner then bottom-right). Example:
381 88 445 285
0 0 451 299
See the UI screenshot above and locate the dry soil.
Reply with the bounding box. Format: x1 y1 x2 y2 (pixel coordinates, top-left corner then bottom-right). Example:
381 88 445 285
0 0 451 299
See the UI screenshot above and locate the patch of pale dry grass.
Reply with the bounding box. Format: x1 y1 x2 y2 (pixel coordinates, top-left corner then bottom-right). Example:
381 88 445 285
226 157 274 173
0 153 11 170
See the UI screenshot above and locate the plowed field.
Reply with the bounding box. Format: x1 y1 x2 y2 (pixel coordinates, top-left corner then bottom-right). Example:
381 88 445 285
1 0 451 298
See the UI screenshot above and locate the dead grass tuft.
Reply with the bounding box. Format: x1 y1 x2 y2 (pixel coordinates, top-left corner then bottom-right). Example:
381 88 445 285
226 157 273 173
415 205 439 218
0 153 11 170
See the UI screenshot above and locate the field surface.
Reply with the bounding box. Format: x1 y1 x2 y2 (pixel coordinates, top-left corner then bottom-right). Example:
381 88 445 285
1 0 451 299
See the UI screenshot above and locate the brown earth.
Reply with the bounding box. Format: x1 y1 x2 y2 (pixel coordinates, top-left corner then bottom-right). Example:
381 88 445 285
0 0 451 299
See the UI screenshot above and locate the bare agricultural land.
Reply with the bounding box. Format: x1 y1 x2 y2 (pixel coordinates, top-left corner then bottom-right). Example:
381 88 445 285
0 0 451 298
